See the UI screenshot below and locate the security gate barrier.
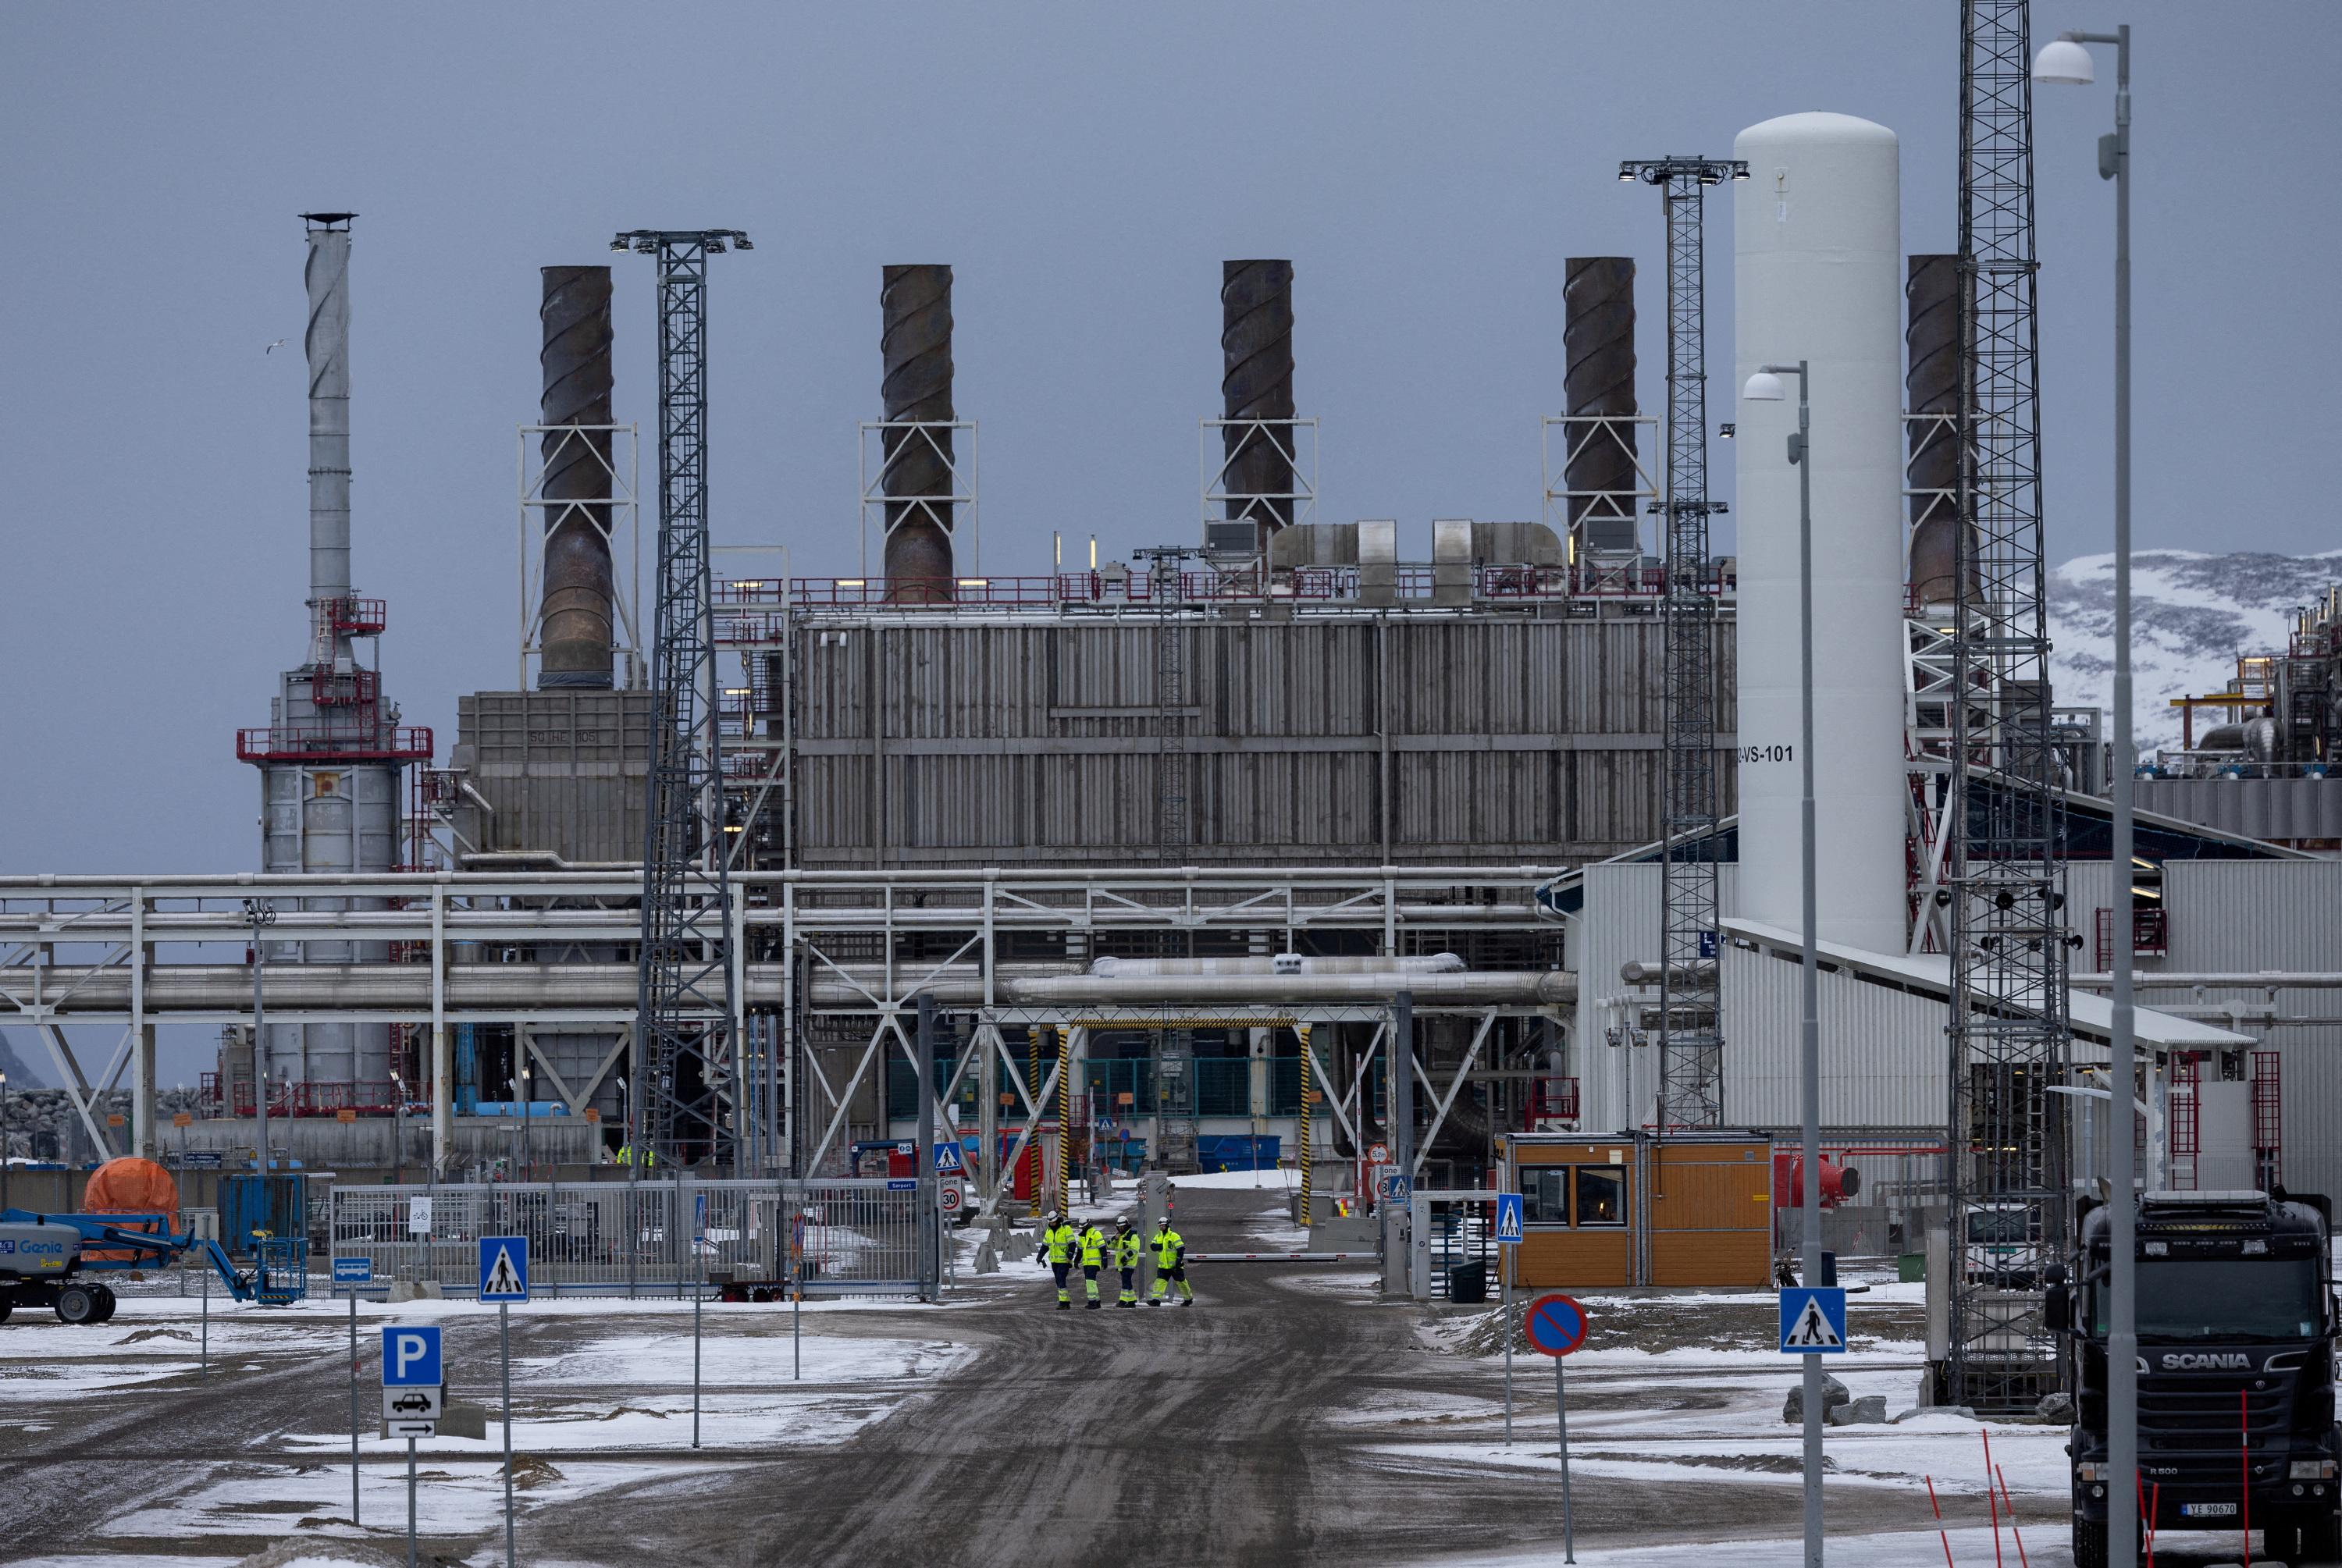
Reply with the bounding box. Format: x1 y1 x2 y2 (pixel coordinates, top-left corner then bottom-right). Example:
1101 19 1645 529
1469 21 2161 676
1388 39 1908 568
329 1178 932 1298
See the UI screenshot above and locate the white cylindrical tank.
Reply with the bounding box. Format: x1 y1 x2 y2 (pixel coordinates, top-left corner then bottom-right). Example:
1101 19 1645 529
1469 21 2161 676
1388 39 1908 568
1732 112 1909 953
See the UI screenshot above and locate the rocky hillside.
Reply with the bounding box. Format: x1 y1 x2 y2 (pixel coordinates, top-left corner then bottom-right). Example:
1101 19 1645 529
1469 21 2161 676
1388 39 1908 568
2049 549 2342 759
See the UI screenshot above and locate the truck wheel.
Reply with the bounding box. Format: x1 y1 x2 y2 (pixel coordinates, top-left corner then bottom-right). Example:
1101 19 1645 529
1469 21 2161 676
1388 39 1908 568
2070 1515 2107 1568
91 1285 118 1323
2302 1510 2342 1561
2265 1522 2302 1559
55 1284 101 1325
0 1294 12 1324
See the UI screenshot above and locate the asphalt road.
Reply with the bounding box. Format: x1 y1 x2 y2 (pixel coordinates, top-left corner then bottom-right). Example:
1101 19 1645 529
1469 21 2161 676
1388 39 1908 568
0 1187 1972 1566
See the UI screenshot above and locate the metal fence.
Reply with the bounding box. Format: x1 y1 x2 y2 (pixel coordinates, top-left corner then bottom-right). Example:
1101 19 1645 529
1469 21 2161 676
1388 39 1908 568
327 1178 931 1297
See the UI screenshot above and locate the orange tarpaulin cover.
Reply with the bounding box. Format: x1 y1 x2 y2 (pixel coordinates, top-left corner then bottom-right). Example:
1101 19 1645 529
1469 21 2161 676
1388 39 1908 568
80 1157 181 1260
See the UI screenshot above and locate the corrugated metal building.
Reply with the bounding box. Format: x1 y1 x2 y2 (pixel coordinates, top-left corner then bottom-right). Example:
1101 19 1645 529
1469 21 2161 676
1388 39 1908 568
762 608 1737 869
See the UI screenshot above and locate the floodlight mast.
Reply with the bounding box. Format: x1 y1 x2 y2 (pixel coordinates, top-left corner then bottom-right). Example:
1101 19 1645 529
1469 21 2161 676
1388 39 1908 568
1618 156 1748 1134
614 229 750 1172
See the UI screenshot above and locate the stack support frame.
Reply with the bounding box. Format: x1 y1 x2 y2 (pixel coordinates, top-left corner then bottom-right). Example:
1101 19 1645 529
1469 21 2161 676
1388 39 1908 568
1945 0 2073 1413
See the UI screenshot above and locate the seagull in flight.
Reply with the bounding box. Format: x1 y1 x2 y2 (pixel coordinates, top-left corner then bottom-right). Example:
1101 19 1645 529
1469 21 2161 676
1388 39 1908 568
265 338 288 354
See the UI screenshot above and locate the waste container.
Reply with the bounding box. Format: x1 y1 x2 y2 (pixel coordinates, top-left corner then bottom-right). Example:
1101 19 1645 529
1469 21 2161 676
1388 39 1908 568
1448 1260 1488 1304
1896 1252 1926 1284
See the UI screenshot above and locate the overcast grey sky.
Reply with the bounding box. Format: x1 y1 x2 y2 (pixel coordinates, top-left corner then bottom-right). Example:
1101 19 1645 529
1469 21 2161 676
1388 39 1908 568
2 0 2336 900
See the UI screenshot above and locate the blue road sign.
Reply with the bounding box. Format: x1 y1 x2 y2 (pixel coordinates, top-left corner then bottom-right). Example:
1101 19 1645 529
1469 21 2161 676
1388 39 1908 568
1524 1293 1589 1356
478 1236 529 1303
382 1324 443 1387
1495 1192 1525 1246
886 1178 917 1192
693 1192 709 1243
1381 1172 1412 1204
1778 1286 1849 1354
332 1256 373 1285
933 1141 966 1175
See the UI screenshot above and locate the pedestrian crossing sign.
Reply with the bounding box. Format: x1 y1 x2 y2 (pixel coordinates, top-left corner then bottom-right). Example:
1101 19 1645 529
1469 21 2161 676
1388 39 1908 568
1495 1192 1524 1246
478 1236 530 1303
1778 1286 1846 1353
934 1142 966 1175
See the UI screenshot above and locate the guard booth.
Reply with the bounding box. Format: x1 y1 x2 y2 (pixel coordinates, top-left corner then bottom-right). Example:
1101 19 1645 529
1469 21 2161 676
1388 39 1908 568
1500 1131 1772 1289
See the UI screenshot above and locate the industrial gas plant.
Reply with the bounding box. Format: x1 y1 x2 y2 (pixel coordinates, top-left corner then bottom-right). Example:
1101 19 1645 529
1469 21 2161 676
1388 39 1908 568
5 1 2340 1423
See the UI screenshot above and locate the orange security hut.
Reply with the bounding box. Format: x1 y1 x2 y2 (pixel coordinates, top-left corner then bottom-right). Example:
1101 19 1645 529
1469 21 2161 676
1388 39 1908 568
1500 1130 1774 1289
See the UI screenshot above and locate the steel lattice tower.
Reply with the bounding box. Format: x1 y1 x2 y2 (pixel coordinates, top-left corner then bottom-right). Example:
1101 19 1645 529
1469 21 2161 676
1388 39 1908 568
1622 157 1745 1130
1944 0 2073 1413
616 228 749 1169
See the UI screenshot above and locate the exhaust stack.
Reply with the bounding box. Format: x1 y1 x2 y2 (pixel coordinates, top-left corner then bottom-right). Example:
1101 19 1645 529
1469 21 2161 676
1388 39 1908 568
304 213 354 667
538 265 616 689
1221 259 1295 549
881 264 956 599
1563 257 1639 553
1904 254 1965 610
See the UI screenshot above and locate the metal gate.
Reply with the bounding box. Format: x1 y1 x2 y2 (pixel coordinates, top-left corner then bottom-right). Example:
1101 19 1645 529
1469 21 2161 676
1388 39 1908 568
327 1178 929 1297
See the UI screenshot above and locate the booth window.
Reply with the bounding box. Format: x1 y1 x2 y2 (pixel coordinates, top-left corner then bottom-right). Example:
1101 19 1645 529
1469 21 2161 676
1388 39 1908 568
1521 1168 1569 1224
1575 1164 1626 1227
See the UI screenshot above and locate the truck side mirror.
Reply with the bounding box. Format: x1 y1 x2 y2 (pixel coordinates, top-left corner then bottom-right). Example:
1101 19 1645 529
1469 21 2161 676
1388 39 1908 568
2044 1282 2070 1332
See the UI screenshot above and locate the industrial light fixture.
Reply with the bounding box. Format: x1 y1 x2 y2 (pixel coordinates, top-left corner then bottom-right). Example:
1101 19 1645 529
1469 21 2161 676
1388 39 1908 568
1741 370 1787 402
1718 422 1736 440
1732 167 1752 181
2032 34 2097 85
609 236 628 252
1618 165 1637 183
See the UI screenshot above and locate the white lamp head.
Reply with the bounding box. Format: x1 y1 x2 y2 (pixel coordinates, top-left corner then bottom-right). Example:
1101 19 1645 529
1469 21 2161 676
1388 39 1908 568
1741 370 1787 403
2033 36 2096 85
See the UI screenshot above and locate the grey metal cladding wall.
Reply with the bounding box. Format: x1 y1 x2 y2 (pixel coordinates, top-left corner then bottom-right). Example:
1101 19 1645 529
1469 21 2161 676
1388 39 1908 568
455 691 652 862
787 612 1739 864
2161 859 2342 1200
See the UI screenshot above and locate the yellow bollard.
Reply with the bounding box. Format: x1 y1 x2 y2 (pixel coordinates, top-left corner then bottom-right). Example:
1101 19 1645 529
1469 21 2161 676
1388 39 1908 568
1298 1022 1313 1229
1055 1024 1072 1218
1028 1026 1046 1219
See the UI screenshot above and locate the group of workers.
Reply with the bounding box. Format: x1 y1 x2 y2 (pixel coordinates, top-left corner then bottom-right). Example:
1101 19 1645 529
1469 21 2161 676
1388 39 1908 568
1037 1211 1194 1310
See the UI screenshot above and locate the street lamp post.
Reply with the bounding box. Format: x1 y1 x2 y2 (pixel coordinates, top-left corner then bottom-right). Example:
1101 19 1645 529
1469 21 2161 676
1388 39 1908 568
2036 26 2137 1560
1744 359 1821 1565
518 1055 532 1183
244 900 278 1172
2 1069 11 1211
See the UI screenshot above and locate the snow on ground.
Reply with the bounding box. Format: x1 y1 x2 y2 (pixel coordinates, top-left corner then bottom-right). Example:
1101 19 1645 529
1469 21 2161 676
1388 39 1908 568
1414 1524 2081 1566
1162 1167 1299 1193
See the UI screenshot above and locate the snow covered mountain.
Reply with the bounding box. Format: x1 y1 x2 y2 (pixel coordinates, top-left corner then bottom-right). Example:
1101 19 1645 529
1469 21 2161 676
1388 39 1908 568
2048 549 2342 760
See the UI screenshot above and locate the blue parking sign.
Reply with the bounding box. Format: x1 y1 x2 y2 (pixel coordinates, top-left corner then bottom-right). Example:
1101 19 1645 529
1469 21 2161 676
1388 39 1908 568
1495 1192 1524 1246
381 1324 443 1386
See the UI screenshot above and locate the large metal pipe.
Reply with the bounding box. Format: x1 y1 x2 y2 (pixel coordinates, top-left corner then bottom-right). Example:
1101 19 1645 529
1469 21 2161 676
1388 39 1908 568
24 963 788 1013
1222 259 1295 548
1564 257 1639 552
539 265 617 688
961 971 1576 1007
881 264 955 599
301 214 354 646
1904 253 1965 609
1091 954 1464 976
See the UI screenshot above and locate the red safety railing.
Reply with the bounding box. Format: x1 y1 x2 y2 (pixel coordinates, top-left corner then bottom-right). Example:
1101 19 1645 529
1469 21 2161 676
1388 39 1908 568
236 725 433 763
1526 1077 1580 1126
319 596 390 637
198 1073 412 1119
2252 1050 2283 1189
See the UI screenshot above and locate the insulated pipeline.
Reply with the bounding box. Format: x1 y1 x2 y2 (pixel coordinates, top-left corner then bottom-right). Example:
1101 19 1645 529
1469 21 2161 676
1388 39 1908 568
1221 259 1296 545
1563 257 1639 551
539 265 617 688
881 264 956 599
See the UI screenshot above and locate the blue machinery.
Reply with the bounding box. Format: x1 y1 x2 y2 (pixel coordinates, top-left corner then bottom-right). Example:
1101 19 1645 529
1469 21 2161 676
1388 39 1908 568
1 1208 309 1307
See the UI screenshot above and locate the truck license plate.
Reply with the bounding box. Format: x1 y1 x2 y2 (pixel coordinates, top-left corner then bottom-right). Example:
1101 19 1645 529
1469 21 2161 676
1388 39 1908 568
2180 1502 2238 1518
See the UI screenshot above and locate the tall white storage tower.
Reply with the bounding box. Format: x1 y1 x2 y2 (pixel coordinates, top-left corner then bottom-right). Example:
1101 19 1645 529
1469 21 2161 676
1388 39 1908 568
1732 112 1910 953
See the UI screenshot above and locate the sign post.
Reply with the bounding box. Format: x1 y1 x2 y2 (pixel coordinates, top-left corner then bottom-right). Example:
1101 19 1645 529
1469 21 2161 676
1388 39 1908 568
381 1324 443 1568
1496 1193 1525 1444
333 1257 372 1527
693 1192 708 1449
1524 1293 1589 1564
479 1236 529 1568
